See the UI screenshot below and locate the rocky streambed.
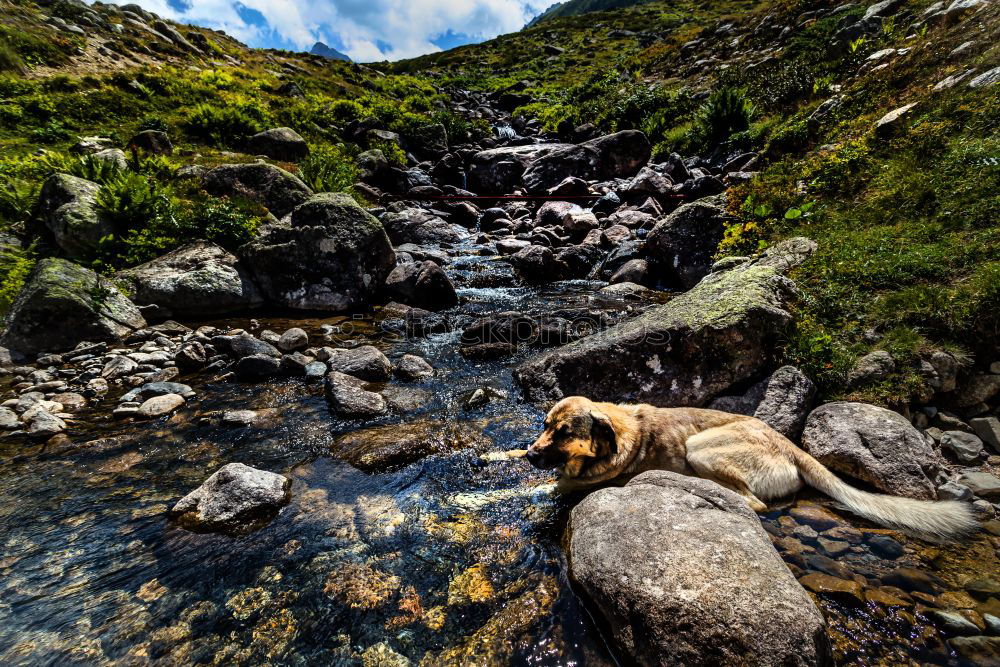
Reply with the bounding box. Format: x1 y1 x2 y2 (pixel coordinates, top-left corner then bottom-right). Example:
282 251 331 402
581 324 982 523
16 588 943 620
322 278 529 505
3 93 1000 665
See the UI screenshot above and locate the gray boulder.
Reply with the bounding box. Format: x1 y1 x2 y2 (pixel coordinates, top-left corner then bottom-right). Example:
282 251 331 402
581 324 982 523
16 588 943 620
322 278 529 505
325 371 387 419
468 143 573 194
119 241 262 317
128 130 173 155
247 127 309 162
170 463 290 534
801 402 944 500
753 365 816 439
31 173 114 259
203 163 313 218
522 131 652 194
515 238 816 406
569 470 831 666
325 345 392 382
645 197 729 289
240 193 395 311
1 258 146 354
383 260 458 311
381 208 463 245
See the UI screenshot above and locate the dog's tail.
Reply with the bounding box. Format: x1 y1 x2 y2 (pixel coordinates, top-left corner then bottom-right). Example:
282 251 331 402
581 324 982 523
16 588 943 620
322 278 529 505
789 446 978 540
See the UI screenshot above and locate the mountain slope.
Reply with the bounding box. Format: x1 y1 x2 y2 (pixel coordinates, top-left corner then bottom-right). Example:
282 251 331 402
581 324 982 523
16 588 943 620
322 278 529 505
527 0 655 26
310 41 351 62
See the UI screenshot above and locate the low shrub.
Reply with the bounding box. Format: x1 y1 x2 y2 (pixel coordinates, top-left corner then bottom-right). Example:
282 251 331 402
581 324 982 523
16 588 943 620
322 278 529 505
0 243 34 321
182 101 269 146
690 87 756 150
298 145 358 193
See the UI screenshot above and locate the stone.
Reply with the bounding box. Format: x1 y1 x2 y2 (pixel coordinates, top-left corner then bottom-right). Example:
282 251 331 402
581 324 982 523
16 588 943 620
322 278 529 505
927 609 981 637
874 104 917 139
510 245 564 282
864 0 908 20
791 505 845 531
326 346 392 382
952 374 1000 409
331 419 492 473
324 371 387 419
393 354 434 381
240 193 395 311
848 350 895 385
801 402 943 500
277 328 308 352
959 472 1000 499
229 334 280 359
30 173 114 259
522 131 652 194
867 534 904 559
381 208 463 246
881 567 945 594
27 411 66 439
938 481 973 501
753 365 816 439
569 470 830 665
119 242 263 318
467 143 574 194
170 463 290 534
235 354 282 380
203 163 313 218
0 407 18 430
941 430 985 462
102 355 139 380
136 393 184 418
610 258 650 285
515 238 816 406
246 127 309 161
128 130 173 155
645 198 729 289
972 417 1000 450
951 637 1000 663
1 259 146 354
798 572 864 602
969 67 1000 89
91 148 128 170
929 351 960 392
383 261 458 311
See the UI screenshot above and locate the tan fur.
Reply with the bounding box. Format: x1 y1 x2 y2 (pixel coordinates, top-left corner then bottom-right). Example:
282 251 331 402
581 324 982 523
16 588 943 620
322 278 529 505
522 396 978 540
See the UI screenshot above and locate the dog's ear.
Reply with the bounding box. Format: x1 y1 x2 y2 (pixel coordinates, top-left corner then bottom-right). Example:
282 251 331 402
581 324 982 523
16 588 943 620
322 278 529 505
590 410 617 458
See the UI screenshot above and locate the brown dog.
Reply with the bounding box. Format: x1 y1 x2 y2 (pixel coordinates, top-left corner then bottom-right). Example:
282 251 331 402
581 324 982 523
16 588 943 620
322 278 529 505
516 396 976 539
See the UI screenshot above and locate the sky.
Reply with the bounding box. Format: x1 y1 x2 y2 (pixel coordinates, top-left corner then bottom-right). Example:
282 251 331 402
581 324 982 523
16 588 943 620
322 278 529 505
100 0 556 62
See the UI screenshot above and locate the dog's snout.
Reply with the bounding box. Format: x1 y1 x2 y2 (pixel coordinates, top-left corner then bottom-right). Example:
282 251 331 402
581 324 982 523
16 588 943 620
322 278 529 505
525 448 543 466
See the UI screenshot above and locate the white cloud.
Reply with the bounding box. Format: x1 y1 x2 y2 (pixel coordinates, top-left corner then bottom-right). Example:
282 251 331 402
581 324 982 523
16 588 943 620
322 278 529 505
98 0 554 61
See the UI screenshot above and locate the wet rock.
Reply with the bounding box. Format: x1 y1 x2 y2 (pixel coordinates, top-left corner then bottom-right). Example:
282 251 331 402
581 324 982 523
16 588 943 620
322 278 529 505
325 371 387 419
1 258 146 354
393 354 434 381
790 505 844 531
170 463 290 534
941 430 985 462
119 242 263 318
645 198 729 289
383 261 458 311
332 419 492 472
927 609 981 637
522 131 651 194
277 328 308 353
229 334 280 359
610 258 650 285
247 127 309 161
881 567 945 594
0 407 18 430
102 355 139 380
381 208 462 245
27 411 66 439
240 193 396 311
798 572 864 602
569 470 830 665
173 342 207 372
128 129 172 155
136 393 184 418
326 346 392 382
139 381 195 400
801 402 943 500
203 163 313 218
280 352 312 375
951 636 1000 663
468 143 573 194
381 385 433 412
496 238 530 255
510 244 564 282
867 534 904 559
516 238 816 406
30 173 114 259
554 244 603 278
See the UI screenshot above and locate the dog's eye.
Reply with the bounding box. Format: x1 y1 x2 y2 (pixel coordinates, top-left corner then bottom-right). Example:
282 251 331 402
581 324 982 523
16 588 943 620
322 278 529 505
556 425 570 437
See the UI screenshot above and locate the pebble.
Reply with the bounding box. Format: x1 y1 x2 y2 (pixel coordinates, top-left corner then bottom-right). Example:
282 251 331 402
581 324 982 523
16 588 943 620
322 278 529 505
136 394 185 418
961 472 1000 499
0 407 19 429
798 572 864 602
817 537 850 557
867 534 905 559
938 480 974 501
27 411 66 439
790 505 843 531
942 431 985 462
277 328 309 352
926 609 981 637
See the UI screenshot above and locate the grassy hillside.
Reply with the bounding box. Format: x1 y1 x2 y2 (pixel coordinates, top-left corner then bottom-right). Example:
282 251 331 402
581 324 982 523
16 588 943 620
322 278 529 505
397 0 1000 406
527 0 656 26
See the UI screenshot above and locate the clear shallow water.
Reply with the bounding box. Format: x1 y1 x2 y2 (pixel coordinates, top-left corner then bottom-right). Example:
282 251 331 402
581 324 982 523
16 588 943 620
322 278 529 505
0 241 997 665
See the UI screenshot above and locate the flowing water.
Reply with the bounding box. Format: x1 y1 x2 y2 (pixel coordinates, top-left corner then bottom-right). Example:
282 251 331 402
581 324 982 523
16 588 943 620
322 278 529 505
1 237 998 665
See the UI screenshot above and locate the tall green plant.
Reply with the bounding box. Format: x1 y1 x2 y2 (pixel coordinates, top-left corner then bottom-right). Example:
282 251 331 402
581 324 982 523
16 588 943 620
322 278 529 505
692 88 756 148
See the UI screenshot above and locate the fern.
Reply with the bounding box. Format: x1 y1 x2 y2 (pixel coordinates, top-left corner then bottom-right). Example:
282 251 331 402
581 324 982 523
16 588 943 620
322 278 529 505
691 88 756 148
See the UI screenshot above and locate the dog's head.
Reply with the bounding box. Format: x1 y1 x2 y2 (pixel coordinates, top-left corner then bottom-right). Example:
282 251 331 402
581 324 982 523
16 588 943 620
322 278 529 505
526 396 617 477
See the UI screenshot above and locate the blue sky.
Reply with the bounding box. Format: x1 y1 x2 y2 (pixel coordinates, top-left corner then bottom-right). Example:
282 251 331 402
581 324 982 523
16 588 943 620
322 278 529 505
99 0 555 62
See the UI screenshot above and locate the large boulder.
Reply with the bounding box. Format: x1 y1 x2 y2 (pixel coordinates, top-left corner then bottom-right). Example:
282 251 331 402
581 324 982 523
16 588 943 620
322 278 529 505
801 402 944 500
383 260 458 311
240 193 395 311
522 131 651 194
331 419 492 473
569 470 831 666
752 365 816 440
31 173 114 259
515 238 816 405
170 463 290 534
203 163 313 218
1 258 146 354
645 197 729 289
119 241 262 317
468 143 573 194
246 127 309 162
